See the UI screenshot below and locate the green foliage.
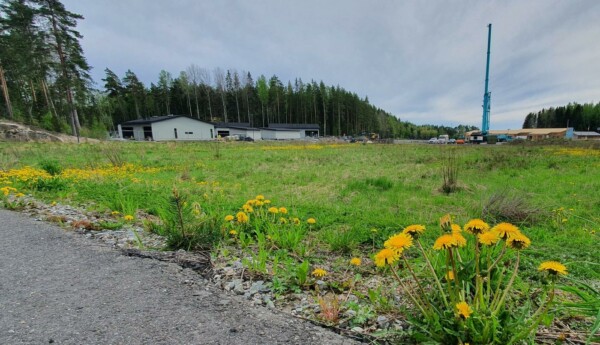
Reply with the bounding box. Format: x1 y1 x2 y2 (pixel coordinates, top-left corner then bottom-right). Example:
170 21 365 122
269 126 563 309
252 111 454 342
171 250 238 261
322 226 362 254
523 101 600 131
32 176 67 191
159 188 220 251
39 159 62 176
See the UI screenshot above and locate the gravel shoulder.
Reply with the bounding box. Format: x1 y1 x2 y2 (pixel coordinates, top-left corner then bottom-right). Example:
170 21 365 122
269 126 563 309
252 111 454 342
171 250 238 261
0 209 359 345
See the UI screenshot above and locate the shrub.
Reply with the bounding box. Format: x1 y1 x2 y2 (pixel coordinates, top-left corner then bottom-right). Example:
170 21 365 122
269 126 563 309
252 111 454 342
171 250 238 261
441 149 459 194
39 159 62 176
482 189 542 225
159 188 220 251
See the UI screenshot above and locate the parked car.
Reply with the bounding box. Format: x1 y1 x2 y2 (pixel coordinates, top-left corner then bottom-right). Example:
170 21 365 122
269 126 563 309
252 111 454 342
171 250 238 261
448 138 456 144
428 137 438 144
456 139 465 144
237 135 254 142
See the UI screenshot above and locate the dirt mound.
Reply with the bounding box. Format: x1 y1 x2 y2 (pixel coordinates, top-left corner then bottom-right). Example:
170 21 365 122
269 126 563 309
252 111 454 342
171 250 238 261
0 120 99 143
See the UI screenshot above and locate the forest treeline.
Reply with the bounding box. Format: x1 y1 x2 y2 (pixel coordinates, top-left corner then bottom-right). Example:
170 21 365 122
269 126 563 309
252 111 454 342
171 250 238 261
0 0 475 139
522 102 600 132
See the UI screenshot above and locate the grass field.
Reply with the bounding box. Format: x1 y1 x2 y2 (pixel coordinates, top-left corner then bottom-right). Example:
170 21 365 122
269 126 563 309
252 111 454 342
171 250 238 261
2 140 599 342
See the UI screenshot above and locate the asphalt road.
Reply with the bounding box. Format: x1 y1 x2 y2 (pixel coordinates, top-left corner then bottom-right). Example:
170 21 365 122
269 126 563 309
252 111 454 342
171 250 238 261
0 209 358 345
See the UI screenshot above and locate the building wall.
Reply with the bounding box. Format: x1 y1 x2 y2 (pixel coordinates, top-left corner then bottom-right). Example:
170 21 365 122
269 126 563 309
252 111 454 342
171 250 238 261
260 129 277 140
246 129 262 140
151 117 214 141
260 129 302 140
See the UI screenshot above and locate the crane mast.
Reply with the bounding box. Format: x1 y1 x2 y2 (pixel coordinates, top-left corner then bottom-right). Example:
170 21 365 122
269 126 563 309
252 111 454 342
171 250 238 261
481 23 492 136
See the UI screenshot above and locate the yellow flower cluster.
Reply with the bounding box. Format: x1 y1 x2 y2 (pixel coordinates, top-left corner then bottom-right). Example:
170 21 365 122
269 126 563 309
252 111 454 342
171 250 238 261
552 148 600 157
430 219 531 251
0 166 51 183
61 163 161 182
1 186 18 196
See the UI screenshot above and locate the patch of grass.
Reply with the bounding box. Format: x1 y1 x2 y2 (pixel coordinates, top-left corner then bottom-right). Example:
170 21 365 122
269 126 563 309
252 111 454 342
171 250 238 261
482 189 543 225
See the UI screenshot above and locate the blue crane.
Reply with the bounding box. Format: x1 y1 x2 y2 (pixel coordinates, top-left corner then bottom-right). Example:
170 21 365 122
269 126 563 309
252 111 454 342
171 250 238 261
481 23 492 136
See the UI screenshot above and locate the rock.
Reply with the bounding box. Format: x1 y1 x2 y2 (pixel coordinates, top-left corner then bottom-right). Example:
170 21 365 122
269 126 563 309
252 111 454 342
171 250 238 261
231 279 245 295
232 260 244 269
376 315 389 328
217 299 230 306
344 310 357 318
248 280 268 295
351 327 364 333
266 300 275 309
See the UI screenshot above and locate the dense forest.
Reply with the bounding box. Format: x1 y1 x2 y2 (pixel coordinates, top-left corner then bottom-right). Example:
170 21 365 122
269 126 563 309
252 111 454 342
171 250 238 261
0 0 475 139
522 102 600 131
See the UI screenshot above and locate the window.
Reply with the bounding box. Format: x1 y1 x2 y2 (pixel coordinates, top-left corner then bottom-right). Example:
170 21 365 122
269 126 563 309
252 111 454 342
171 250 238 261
143 126 153 140
185 131 193 135
122 126 134 139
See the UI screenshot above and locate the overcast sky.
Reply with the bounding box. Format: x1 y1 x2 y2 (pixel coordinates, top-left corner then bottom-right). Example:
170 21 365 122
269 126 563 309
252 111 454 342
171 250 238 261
61 0 600 129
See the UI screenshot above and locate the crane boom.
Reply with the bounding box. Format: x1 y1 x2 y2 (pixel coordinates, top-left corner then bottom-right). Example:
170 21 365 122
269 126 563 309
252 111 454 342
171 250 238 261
481 23 492 135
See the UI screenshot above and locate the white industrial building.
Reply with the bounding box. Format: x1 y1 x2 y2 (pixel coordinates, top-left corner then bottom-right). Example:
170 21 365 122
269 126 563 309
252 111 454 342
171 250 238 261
214 122 262 140
118 115 215 141
261 124 320 140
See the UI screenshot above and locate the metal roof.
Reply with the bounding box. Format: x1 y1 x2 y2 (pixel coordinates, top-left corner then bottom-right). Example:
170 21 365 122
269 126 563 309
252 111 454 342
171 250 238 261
122 115 212 126
268 123 320 130
573 131 600 136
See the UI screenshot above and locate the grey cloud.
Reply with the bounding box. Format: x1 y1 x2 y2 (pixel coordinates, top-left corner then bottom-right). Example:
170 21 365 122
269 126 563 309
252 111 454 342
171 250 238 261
63 0 600 129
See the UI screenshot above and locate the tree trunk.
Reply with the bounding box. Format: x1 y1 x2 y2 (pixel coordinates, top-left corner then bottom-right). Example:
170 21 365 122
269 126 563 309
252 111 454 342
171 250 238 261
41 79 59 120
194 86 200 119
47 2 80 139
0 66 14 119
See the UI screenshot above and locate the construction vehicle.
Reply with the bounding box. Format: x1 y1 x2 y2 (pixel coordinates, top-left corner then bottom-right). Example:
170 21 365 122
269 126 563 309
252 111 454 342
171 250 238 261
469 24 493 144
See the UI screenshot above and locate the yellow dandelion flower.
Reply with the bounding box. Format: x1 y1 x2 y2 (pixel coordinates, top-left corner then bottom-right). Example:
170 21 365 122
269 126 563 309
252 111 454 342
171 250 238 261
264 199 271 204
292 217 301 225
268 207 279 214
374 248 399 267
506 232 531 250
402 224 425 237
255 195 265 201
279 207 288 214
350 258 362 266
243 204 254 213
255 200 264 206
478 230 500 246
246 199 257 206
451 224 462 234
384 233 413 254
229 230 238 236
279 217 287 224
456 301 473 319
307 218 316 224
124 215 134 221
51 201 57 206
15 192 25 197
452 232 467 247
312 268 327 277
440 213 453 232
236 212 249 223
464 219 490 235
111 211 120 216
445 270 455 281
538 261 567 276
433 234 457 250
224 215 234 221
491 222 520 240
